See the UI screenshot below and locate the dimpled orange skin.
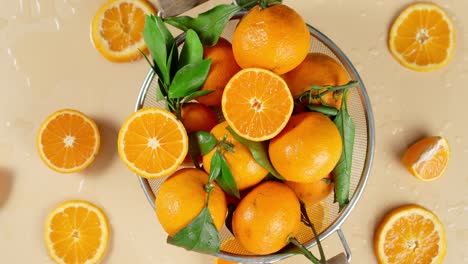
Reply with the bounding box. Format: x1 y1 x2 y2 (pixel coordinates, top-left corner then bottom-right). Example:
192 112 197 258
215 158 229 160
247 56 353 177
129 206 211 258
282 53 349 109
197 38 241 106
203 122 268 190
269 112 342 183
233 181 301 255
180 103 219 133
232 5 310 75
286 173 334 205
155 168 227 237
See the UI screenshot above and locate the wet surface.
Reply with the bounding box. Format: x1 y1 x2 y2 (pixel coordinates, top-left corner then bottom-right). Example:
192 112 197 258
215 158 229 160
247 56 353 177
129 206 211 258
0 0 467 263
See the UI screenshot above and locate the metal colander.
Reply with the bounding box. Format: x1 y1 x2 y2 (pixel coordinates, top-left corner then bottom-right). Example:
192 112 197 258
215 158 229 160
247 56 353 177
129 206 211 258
134 10 375 264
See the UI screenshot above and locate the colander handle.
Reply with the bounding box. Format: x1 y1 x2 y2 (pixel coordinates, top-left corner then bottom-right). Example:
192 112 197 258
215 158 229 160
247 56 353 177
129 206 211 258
327 229 351 264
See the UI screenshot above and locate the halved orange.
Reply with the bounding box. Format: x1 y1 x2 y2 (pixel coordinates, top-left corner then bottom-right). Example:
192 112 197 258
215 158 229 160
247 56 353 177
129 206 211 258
374 205 446 264
389 3 455 71
401 136 450 181
91 0 156 62
37 109 100 173
45 200 109 264
118 107 188 179
221 68 294 141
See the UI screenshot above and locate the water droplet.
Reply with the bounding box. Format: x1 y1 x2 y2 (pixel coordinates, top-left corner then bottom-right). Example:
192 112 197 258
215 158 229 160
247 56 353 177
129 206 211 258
447 223 456 229
446 82 453 88
455 137 462 143
77 178 85 193
26 77 31 87
378 33 385 41
392 127 403 135
5 121 11 127
360 12 367 17
369 48 379 57
54 18 60 30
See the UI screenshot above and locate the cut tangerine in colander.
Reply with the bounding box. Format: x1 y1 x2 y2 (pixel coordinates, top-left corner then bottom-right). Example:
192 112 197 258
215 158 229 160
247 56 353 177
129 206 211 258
388 3 455 71
91 0 156 62
118 107 188 179
374 205 446 264
221 68 294 141
45 200 110 264
36 109 100 173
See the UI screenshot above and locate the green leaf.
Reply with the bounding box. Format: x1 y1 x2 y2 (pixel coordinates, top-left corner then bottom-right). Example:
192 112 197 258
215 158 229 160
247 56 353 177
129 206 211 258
305 104 339 116
208 150 222 182
179 29 203 69
167 207 220 254
164 4 242 46
167 42 179 80
217 154 240 198
332 90 355 211
168 59 212 99
143 15 174 85
182 90 214 103
236 0 283 9
156 78 167 100
197 131 217 155
227 126 284 180
188 131 217 168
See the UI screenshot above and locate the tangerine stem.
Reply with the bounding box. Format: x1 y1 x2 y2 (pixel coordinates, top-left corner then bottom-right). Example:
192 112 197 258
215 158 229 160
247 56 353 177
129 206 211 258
288 236 320 264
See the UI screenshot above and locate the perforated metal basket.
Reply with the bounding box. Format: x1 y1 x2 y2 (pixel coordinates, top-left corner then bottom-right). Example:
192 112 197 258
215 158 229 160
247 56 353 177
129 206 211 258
134 10 375 264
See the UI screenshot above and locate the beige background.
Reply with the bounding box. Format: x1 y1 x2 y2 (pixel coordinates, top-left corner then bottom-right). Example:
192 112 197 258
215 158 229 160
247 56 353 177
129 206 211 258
0 0 467 263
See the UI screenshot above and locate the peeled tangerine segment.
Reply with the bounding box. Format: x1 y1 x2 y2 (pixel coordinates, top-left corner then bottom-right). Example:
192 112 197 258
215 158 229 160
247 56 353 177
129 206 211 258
401 136 450 181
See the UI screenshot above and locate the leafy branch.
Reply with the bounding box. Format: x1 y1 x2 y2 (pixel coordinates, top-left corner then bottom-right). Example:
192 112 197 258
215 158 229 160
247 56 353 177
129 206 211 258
142 15 213 119
295 80 359 107
164 0 282 46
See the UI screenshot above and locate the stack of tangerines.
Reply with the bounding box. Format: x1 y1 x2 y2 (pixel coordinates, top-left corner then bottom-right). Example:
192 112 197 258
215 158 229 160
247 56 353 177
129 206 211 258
116 2 350 259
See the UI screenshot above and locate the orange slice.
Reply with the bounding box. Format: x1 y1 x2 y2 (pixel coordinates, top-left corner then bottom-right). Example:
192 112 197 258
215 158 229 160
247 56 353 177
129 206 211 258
45 200 110 264
221 68 294 141
388 3 455 71
374 205 446 264
118 107 188 179
91 0 156 62
36 109 100 173
401 136 450 181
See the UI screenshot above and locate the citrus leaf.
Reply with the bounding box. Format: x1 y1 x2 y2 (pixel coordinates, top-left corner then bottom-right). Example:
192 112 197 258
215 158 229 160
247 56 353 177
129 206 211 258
167 42 179 80
227 126 284 180
164 4 242 46
143 15 174 85
332 90 355 211
168 59 212 99
217 154 240 198
182 90 214 104
167 207 220 254
188 131 217 168
208 150 222 183
179 29 203 69
305 105 338 116
237 0 282 9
